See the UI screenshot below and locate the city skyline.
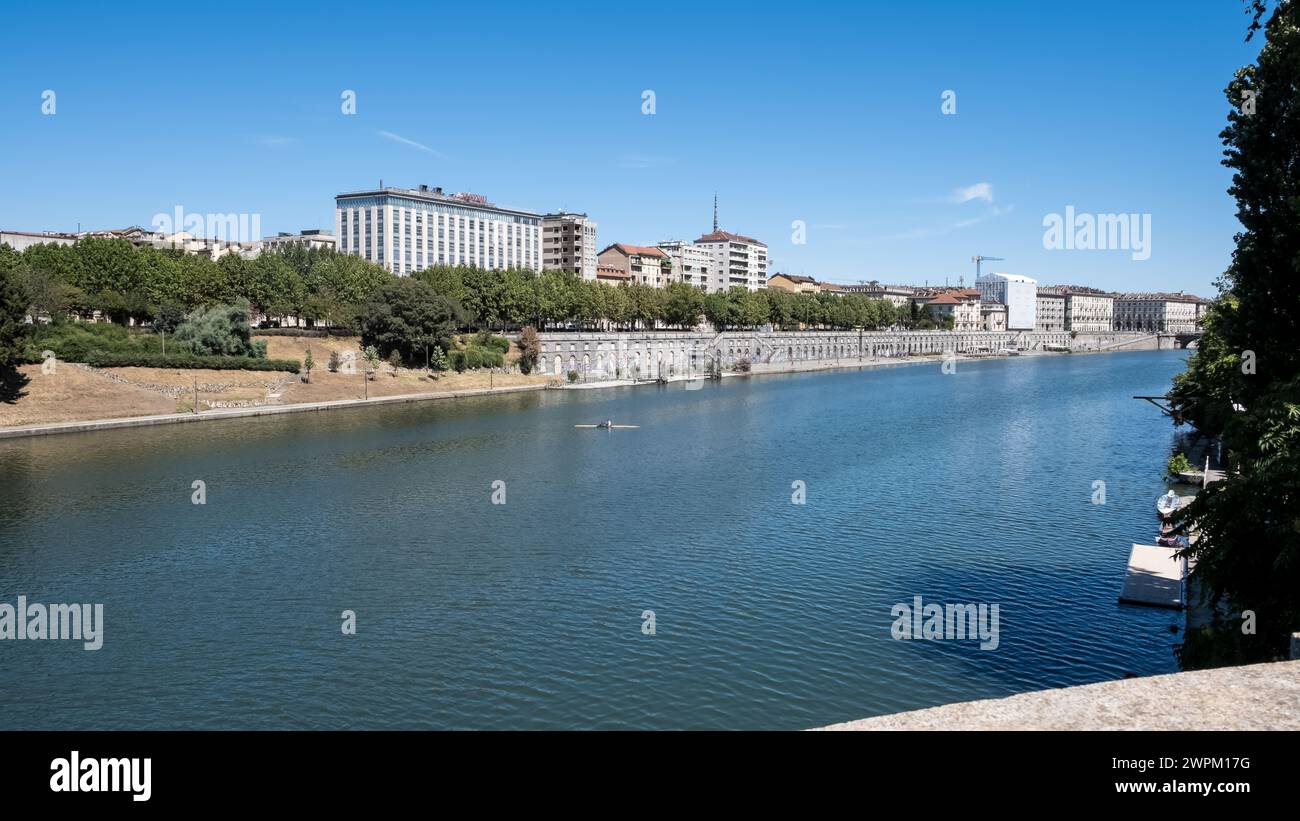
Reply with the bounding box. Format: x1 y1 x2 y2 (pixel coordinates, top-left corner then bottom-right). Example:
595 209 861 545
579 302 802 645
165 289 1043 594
0 2 1263 296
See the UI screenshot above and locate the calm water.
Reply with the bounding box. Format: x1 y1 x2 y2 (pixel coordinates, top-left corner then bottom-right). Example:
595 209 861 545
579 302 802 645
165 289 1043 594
0 350 1188 729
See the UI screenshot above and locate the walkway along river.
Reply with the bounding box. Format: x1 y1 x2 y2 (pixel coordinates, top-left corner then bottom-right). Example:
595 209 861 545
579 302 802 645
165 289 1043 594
0 349 1190 729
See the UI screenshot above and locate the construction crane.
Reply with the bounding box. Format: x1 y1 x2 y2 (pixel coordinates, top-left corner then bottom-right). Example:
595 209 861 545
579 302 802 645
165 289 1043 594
971 255 1004 281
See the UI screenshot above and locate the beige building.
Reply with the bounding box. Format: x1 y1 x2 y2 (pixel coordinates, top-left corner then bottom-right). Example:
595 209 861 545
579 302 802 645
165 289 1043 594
1035 289 1067 332
766 273 820 294
919 290 982 331
657 240 712 289
695 230 768 292
981 302 1007 332
597 243 672 287
261 229 337 253
542 212 598 279
1047 286 1115 332
1114 293 1202 333
839 281 916 309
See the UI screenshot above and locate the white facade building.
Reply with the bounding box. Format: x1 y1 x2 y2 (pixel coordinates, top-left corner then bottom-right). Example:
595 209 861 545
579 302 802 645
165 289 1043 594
695 230 768 292
261 229 337 253
542 212 597 279
657 240 713 289
977 272 1038 331
335 185 542 275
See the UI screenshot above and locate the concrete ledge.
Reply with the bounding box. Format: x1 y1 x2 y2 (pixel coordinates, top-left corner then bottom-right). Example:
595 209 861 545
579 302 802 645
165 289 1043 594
815 660 1300 730
0 384 547 440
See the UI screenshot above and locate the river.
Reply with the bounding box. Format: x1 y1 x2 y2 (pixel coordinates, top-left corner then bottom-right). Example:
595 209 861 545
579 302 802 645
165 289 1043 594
0 350 1189 729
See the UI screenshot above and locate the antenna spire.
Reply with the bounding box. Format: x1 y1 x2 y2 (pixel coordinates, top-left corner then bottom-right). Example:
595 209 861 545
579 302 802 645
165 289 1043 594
713 193 718 232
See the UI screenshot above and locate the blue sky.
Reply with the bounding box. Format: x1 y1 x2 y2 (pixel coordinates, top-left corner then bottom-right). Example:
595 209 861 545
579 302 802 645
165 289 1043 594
0 1 1265 296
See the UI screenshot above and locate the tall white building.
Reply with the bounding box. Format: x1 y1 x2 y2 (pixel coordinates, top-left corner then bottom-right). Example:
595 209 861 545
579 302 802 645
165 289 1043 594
695 230 768 292
657 240 712 289
542 212 597 279
976 272 1037 330
335 184 542 275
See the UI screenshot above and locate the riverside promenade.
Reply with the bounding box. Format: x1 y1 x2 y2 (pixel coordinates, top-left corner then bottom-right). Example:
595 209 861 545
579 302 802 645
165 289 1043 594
816 659 1300 730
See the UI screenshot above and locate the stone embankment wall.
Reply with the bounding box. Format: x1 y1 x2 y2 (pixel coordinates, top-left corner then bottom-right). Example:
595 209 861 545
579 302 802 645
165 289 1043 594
530 329 1154 379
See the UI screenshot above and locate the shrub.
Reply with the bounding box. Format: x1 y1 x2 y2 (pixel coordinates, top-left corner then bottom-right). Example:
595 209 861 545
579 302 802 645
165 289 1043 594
567 370 579 383
253 327 356 338
24 321 161 363
428 345 448 372
172 301 263 358
388 349 403 375
475 330 510 354
447 347 504 372
328 350 341 373
82 352 299 373
1168 453 1196 476
518 355 533 375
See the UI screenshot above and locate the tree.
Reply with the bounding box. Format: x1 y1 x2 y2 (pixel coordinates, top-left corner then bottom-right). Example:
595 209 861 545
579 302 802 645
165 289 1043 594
171 300 265 357
357 277 463 363
518 325 542 372
328 349 341 373
303 347 315 383
1169 0 1300 666
388 348 403 375
0 253 30 402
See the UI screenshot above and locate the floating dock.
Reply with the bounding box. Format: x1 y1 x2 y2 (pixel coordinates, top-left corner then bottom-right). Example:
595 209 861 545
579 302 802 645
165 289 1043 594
1119 543 1186 609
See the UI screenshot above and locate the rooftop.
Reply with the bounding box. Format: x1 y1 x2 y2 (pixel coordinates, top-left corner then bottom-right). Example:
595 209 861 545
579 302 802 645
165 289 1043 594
695 229 765 246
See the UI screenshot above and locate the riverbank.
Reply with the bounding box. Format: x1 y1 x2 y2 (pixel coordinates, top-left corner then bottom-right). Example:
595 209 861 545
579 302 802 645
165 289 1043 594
0 346 1122 439
815 658 1300 730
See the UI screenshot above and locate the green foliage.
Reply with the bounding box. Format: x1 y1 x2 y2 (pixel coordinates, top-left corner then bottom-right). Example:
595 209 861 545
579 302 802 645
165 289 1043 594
82 352 299 373
1168 453 1195 476
1168 3 1300 667
171 301 265 358
388 349 403 374
328 350 341 373
0 255 30 402
358 278 462 362
303 347 315 378
428 345 449 372
24 321 162 362
447 347 504 372
566 370 579 383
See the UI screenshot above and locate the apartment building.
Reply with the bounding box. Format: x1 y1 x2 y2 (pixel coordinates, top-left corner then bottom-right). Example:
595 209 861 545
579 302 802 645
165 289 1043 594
1045 286 1115 332
839 281 917 309
695 230 768 292
1114 293 1202 333
1035 288 1067 333
542 212 598 279
766 273 820 294
657 240 712 289
335 184 542 275
917 290 982 331
596 243 672 287
977 272 1037 330
981 302 1008 332
261 229 337 253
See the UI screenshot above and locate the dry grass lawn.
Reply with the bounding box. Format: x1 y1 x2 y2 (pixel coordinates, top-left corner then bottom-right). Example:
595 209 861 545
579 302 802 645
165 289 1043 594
1 334 549 429
0 364 174 427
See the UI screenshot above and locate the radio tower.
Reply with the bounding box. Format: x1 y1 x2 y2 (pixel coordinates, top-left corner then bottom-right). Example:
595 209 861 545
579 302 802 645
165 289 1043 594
713 193 718 232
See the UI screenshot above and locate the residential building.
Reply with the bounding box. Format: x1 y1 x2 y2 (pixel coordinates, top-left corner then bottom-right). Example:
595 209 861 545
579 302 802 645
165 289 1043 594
542 212 598 279
766 273 820 294
976 272 1037 330
261 229 337 253
335 184 542 275
695 230 768 292
0 230 78 251
819 282 847 296
657 240 712 289
1114 292 1202 333
981 301 1008 332
1045 285 1115 332
917 290 982 331
596 243 672 287
839 281 917 309
1035 288 1067 333
595 265 631 285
